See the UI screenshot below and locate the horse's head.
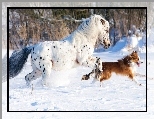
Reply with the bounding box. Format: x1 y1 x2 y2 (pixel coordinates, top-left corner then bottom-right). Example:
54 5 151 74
76 14 111 49
95 15 111 49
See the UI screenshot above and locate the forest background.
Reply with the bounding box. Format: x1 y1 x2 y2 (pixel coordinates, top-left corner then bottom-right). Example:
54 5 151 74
7 8 146 50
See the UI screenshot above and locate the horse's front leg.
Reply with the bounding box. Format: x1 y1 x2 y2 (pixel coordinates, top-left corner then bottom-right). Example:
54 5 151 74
80 56 103 82
81 56 103 71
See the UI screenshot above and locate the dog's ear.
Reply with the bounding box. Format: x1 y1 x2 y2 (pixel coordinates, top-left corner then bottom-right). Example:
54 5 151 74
133 51 137 53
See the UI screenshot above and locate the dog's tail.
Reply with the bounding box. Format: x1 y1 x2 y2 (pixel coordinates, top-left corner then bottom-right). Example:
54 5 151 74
9 46 33 79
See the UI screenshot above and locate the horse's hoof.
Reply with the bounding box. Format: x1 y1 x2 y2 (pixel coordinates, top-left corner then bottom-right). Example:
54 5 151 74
26 81 31 87
26 80 30 86
42 81 47 86
81 75 89 80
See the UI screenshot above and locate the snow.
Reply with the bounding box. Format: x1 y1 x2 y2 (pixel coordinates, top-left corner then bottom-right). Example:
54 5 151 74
2 29 154 118
7 52 147 111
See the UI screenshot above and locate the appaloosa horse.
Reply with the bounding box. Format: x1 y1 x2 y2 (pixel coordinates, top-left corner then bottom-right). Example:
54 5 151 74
9 14 111 86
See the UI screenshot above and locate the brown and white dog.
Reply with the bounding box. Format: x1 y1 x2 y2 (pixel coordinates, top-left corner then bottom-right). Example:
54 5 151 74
82 51 143 87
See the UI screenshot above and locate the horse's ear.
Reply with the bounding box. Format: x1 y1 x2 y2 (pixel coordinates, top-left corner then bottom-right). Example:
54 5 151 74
100 19 105 25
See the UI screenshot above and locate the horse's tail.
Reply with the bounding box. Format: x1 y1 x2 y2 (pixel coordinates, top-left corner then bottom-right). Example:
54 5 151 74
9 46 33 79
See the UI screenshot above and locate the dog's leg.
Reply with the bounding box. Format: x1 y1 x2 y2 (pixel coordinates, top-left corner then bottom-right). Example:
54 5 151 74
91 78 97 84
135 73 154 80
95 58 103 71
133 78 142 86
99 77 104 87
135 73 146 77
100 81 102 87
81 70 95 81
129 74 141 86
98 74 102 87
91 68 102 84
81 74 91 80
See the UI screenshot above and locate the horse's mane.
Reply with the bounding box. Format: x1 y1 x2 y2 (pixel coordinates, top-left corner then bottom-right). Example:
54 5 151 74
77 15 103 32
77 18 91 31
62 14 105 46
61 16 92 40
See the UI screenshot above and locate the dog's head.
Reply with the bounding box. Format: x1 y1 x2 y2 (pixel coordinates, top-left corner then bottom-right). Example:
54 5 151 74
129 51 143 67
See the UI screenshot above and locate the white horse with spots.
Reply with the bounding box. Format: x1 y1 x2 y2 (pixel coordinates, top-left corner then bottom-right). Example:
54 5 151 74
9 14 111 86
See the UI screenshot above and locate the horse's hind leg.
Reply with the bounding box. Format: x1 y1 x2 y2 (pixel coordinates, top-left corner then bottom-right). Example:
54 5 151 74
39 60 52 86
25 69 42 86
25 61 42 86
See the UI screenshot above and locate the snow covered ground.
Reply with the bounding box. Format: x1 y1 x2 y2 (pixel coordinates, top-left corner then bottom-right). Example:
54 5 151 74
2 33 154 118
